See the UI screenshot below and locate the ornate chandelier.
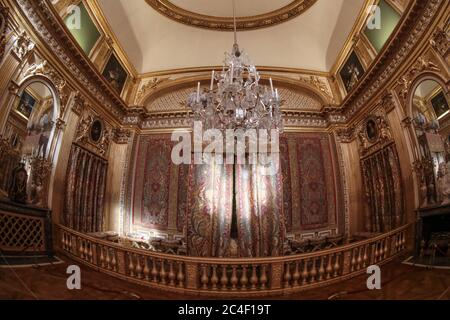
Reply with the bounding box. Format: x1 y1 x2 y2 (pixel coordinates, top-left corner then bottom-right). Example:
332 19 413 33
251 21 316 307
187 2 283 132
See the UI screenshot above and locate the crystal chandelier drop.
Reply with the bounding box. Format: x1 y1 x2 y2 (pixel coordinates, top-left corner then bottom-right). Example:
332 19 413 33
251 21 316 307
187 2 283 132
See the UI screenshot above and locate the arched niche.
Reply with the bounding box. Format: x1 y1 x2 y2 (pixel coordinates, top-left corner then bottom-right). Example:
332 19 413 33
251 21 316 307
12 75 61 159
406 72 450 207
1 74 61 207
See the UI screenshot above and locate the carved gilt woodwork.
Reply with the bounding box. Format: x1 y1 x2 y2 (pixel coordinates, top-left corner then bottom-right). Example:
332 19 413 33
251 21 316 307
75 112 112 157
145 0 317 31
0 6 9 63
12 30 34 61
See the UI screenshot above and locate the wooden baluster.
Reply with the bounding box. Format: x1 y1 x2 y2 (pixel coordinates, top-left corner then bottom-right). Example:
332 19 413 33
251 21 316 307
220 265 228 290
363 245 369 268
250 265 258 290
177 262 185 288
309 258 317 283
168 261 176 286
99 246 105 268
357 247 363 270
78 238 84 259
201 265 209 289
325 255 333 280
160 260 167 285
318 256 325 281
88 243 93 263
143 257 150 281
211 265 219 290
128 253 135 277
401 232 406 249
135 255 143 279
374 242 380 263
350 248 357 272
379 240 384 261
384 238 389 259
84 241 89 261
67 235 71 253
105 247 111 269
284 262 292 288
240 266 248 289
151 259 158 282
293 262 300 286
230 266 238 291
301 260 309 285
62 232 66 251
333 253 340 277
111 250 117 272
260 265 268 290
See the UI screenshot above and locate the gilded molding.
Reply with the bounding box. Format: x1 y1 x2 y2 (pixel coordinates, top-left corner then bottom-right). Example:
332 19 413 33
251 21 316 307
430 26 450 58
75 112 112 157
112 127 132 144
342 0 444 120
0 5 9 62
357 110 394 157
15 0 127 120
145 0 317 31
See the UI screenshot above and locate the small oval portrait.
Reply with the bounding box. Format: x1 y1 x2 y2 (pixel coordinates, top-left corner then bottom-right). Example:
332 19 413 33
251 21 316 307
365 119 379 143
90 119 103 143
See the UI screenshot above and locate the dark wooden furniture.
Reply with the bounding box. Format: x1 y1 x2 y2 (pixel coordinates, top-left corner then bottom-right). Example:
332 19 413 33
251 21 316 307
0 197 53 256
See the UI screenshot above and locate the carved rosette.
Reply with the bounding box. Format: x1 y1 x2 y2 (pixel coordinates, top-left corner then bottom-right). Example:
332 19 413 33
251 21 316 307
29 157 52 208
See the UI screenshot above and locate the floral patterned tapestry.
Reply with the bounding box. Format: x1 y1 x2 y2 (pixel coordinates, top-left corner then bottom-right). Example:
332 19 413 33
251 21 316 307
280 133 342 234
132 135 172 230
64 144 107 232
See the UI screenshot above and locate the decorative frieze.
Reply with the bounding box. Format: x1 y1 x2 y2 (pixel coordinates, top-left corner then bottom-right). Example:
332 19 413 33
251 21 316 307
112 128 132 144
343 0 443 119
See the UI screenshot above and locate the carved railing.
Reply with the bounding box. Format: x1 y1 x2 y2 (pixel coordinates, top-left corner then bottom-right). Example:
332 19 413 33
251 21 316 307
56 224 411 296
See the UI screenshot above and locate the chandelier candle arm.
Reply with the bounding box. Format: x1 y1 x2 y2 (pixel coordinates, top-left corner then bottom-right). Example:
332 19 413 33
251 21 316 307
210 71 215 91
196 82 200 103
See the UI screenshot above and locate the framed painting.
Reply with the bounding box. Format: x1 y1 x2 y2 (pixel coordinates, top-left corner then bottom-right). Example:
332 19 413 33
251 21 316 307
16 89 37 119
365 118 379 143
430 90 449 119
102 53 128 94
89 119 103 143
339 51 365 93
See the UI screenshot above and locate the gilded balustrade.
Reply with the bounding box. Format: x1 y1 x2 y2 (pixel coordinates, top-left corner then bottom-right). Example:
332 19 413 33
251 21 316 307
57 224 410 296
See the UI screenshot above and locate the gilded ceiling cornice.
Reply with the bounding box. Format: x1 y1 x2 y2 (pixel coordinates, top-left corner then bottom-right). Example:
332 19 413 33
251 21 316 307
341 0 446 121
14 0 128 120
145 0 317 31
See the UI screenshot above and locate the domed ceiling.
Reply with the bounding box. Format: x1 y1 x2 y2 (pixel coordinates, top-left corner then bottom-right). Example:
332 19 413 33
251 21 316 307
145 0 317 31
97 0 365 73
